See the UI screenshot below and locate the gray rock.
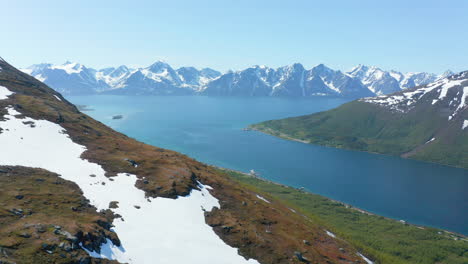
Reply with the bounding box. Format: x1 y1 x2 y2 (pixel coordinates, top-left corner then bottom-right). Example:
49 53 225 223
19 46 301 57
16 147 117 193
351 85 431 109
18 232 31 238
55 229 78 242
109 201 119 209
35 224 47 233
294 251 310 263
10 208 23 216
124 158 138 167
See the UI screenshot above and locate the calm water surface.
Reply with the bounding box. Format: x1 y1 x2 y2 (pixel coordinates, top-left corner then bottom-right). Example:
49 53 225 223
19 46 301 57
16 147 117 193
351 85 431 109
67 95 468 235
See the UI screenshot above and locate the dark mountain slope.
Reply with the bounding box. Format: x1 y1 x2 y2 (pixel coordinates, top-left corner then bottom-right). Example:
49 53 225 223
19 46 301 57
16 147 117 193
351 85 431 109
251 71 468 169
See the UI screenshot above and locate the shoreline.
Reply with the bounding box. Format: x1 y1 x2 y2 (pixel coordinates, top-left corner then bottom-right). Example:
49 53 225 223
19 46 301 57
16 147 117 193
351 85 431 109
248 126 468 170
247 126 311 144
211 164 468 239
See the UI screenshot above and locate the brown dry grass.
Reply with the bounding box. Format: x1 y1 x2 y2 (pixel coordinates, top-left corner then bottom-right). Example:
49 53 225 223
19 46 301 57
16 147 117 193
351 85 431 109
0 166 119 264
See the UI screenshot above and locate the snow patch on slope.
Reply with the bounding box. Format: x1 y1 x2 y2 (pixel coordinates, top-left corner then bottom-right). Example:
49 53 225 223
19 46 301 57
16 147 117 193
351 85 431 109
357 252 374 264
34 74 46 82
463 120 468 130
95 71 129 88
81 238 128 261
361 74 467 116
322 78 341 94
425 138 436 144
0 105 259 264
0 85 13 99
456 87 468 113
256 194 270 203
431 79 465 105
325 230 336 238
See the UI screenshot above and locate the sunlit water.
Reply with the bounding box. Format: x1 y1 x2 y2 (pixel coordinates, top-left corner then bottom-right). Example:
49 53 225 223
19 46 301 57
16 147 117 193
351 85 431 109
67 95 468 235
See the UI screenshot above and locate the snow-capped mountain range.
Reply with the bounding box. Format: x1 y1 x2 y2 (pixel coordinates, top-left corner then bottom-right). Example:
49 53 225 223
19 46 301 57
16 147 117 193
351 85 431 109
361 70 468 124
347 65 454 95
201 63 374 98
21 61 452 97
21 61 222 96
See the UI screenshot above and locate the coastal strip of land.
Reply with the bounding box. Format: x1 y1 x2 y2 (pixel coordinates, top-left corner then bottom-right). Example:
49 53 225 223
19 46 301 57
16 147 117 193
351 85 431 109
215 167 468 264
247 126 311 144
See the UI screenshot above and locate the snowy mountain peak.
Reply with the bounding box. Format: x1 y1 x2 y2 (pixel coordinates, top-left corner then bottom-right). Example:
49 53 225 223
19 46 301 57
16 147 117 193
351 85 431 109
175 67 221 89
348 65 442 95
348 65 384 77
361 70 468 121
109 65 130 77
98 67 116 75
22 63 53 76
311 64 334 75
51 61 85 74
291 62 305 69
251 65 270 70
400 72 438 89
440 70 455 79
277 63 304 71
347 64 369 77
147 60 172 73
200 68 221 78
116 64 129 71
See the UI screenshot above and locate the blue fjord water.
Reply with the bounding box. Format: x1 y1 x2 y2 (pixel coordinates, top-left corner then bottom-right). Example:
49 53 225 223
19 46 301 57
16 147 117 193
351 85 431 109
67 95 468 235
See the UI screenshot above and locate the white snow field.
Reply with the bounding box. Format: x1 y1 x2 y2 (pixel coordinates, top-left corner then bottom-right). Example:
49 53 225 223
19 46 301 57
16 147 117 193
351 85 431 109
0 85 13 99
0 87 258 264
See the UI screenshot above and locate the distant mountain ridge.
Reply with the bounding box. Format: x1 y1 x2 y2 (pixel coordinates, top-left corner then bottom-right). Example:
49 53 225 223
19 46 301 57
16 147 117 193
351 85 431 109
346 65 453 95
21 61 222 96
250 71 468 168
202 63 374 98
21 61 450 98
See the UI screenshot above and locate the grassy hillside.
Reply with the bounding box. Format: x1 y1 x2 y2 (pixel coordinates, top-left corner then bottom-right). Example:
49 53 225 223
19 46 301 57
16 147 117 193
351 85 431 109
250 101 468 168
222 169 468 264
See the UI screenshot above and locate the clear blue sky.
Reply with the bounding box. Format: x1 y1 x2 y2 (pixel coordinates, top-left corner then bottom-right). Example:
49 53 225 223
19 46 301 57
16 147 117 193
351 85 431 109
1 0 467 73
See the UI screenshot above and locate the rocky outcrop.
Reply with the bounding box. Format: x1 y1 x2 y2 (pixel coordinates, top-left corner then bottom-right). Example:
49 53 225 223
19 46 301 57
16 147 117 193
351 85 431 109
0 166 120 264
